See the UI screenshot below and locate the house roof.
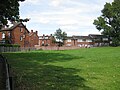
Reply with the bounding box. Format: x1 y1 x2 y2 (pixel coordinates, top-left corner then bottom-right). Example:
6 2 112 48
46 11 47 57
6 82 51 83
89 34 108 38
39 35 53 40
0 22 29 33
66 36 73 39
66 36 91 40
72 36 91 39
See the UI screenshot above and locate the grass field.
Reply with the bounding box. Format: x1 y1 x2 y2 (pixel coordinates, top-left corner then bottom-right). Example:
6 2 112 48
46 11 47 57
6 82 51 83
3 47 120 90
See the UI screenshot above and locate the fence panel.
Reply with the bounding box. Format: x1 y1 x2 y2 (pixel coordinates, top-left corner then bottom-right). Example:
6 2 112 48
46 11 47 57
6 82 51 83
0 47 20 52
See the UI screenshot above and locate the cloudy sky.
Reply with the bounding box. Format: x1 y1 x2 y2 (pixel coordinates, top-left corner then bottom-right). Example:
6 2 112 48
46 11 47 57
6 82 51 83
19 0 113 36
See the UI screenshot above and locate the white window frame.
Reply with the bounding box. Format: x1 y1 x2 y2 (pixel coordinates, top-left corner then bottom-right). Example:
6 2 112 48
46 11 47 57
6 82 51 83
20 36 23 41
103 38 108 41
86 39 92 42
77 39 82 42
67 39 71 42
2 33 5 39
20 27 23 32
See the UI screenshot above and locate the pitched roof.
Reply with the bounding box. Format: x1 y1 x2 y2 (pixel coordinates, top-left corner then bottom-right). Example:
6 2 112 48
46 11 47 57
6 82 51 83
39 35 53 40
66 36 73 39
73 36 90 39
89 34 107 38
0 22 29 33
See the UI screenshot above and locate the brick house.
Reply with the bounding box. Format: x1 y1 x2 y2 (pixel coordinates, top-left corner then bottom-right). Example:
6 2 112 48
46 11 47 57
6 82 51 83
65 34 109 47
39 34 55 46
89 34 109 46
65 36 93 47
29 30 39 47
0 22 39 47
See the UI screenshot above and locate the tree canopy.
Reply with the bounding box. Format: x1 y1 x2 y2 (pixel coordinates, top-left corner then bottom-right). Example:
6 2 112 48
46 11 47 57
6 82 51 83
0 0 25 29
54 28 67 46
93 0 120 46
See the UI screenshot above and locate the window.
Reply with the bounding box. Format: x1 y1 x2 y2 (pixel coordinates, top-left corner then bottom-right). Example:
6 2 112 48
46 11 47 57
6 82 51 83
103 38 108 41
20 27 23 32
67 39 71 42
77 39 82 42
82 39 86 42
42 41 44 44
8 31 11 38
2 33 5 39
86 39 92 42
20 36 23 41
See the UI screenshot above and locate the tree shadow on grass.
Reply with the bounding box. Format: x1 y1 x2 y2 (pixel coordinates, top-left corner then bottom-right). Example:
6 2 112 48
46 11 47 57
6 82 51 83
4 52 93 90
5 52 84 64
14 64 92 90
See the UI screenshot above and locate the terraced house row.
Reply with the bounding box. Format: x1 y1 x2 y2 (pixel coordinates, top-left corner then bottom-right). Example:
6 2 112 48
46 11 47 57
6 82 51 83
0 22 39 47
65 34 110 47
0 22 110 48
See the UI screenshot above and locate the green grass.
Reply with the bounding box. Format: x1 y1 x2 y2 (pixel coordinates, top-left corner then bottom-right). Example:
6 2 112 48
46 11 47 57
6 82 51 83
3 47 120 90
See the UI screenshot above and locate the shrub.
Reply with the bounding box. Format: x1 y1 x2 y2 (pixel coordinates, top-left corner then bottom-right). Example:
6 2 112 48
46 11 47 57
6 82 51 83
0 44 20 47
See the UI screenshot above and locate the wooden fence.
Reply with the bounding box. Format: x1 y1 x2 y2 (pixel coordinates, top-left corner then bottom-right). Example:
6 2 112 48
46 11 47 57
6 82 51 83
0 47 36 52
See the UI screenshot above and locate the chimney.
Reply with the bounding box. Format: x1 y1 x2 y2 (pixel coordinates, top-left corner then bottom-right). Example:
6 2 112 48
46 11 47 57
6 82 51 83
36 31 38 35
50 34 52 36
31 30 33 33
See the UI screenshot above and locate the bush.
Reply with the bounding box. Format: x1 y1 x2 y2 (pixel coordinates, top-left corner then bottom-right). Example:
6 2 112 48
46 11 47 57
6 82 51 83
0 44 20 47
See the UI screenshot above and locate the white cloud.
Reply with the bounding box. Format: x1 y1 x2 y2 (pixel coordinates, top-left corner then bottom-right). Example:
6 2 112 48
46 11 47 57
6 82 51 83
49 0 63 7
20 0 114 36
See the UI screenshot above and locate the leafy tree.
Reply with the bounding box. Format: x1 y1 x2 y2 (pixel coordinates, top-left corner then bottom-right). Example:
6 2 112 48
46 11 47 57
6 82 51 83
0 0 25 29
54 28 67 47
93 0 120 46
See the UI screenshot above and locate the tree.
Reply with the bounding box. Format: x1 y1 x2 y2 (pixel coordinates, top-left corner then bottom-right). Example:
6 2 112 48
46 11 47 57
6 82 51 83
54 28 67 47
93 0 120 46
0 0 25 29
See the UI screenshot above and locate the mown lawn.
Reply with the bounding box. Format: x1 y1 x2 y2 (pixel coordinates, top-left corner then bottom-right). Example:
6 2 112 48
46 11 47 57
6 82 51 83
3 47 120 90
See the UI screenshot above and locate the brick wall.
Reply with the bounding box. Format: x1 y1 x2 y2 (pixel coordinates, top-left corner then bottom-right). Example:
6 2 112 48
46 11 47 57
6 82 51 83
29 30 39 47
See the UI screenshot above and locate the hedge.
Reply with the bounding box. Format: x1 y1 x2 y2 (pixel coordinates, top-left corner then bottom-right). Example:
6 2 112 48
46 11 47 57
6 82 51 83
0 44 20 47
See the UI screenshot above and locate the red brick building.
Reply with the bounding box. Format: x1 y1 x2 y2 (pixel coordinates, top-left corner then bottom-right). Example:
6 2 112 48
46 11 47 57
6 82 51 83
39 34 56 46
65 36 93 47
29 30 39 47
0 22 39 47
65 35 109 47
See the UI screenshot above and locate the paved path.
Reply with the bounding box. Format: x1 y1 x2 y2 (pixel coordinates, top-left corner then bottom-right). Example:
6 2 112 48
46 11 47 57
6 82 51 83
0 55 6 90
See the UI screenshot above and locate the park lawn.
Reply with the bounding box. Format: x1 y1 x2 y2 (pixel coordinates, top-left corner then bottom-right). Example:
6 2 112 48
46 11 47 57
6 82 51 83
3 47 120 90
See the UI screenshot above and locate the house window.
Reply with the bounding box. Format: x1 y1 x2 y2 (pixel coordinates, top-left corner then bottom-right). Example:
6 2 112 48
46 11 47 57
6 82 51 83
86 39 92 42
77 39 82 42
20 27 23 32
42 41 44 44
20 36 23 41
8 31 11 38
103 38 108 41
2 33 5 39
82 39 86 42
67 39 71 42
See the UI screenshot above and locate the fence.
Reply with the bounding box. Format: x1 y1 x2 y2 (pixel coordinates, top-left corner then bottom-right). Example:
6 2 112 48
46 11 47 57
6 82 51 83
0 47 36 52
0 47 20 52
39 46 81 50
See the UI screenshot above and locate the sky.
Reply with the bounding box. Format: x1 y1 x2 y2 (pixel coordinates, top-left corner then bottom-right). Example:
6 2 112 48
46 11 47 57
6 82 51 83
19 0 113 36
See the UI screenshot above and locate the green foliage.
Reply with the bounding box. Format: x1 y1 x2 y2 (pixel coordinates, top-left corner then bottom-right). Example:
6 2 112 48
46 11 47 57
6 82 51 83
0 44 20 47
3 47 120 90
93 0 120 46
54 28 67 46
0 0 25 29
